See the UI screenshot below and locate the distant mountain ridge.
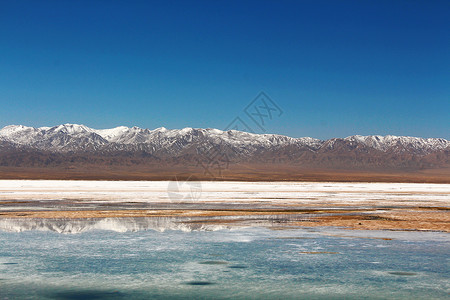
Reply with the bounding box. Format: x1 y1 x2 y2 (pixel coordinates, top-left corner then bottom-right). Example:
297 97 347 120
0 124 449 181
1 123 448 154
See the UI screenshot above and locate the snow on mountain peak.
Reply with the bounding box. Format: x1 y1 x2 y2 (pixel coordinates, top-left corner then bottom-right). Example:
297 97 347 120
50 124 94 135
0 125 33 134
0 125 43 145
95 126 130 142
179 127 193 134
344 134 450 153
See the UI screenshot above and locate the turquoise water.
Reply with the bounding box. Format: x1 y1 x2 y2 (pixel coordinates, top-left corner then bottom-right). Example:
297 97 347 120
0 225 449 299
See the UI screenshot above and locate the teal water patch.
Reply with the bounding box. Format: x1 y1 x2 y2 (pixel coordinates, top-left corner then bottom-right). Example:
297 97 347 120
0 227 448 299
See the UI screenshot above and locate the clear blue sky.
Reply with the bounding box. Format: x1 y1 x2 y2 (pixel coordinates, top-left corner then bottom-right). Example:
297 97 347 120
0 0 449 139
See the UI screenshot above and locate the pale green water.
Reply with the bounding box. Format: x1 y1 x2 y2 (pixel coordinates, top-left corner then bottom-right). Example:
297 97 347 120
0 224 449 299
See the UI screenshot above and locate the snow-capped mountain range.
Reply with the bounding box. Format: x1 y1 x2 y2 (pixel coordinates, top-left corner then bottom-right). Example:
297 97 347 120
0 123 448 155
0 124 449 178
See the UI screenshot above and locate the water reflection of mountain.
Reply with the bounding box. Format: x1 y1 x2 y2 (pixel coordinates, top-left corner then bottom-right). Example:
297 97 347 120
0 214 308 234
0 217 225 234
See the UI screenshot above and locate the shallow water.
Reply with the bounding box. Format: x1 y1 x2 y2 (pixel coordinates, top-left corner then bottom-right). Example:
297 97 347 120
0 225 448 299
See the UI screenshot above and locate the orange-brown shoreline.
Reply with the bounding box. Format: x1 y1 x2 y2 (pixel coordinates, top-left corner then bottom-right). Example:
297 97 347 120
1 206 448 232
